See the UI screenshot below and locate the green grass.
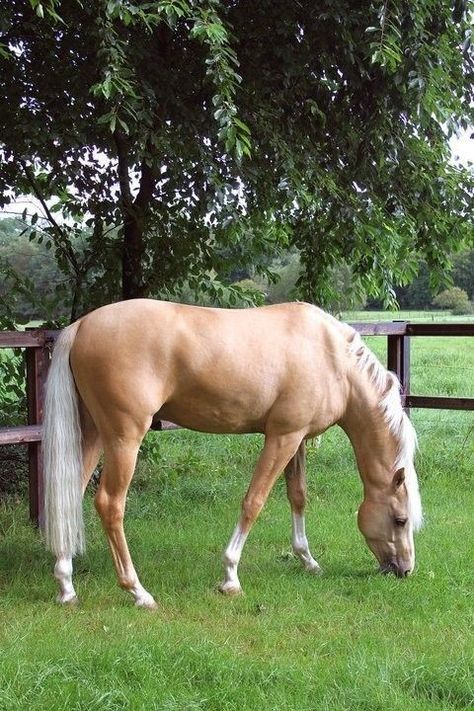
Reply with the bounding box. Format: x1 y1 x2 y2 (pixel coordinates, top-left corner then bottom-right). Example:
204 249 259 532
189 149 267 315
1 423 473 710
0 315 473 709
344 309 474 323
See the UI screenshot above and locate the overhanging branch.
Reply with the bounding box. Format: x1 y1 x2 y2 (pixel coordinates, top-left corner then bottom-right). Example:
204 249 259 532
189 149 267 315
19 158 80 275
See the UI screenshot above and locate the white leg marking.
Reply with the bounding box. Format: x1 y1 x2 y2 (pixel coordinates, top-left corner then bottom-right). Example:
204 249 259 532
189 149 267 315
292 513 321 574
219 523 248 595
54 555 78 604
129 581 158 610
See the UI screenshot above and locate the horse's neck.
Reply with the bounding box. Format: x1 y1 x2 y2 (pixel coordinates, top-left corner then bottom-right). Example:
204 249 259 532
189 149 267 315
341 379 398 493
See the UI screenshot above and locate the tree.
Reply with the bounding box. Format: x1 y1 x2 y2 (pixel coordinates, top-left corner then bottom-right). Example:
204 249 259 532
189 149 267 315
0 217 73 320
396 261 433 309
452 250 474 300
0 0 473 322
432 286 471 311
0 0 256 319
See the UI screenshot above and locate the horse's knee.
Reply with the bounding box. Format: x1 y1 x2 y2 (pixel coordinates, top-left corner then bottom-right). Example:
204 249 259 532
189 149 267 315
242 492 265 524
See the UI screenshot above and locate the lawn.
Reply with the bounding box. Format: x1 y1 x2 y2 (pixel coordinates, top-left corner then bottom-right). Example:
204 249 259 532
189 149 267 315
344 309 474 324
0 314 473 710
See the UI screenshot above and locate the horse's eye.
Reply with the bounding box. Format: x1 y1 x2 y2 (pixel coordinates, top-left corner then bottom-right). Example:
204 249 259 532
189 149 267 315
394 517 408 527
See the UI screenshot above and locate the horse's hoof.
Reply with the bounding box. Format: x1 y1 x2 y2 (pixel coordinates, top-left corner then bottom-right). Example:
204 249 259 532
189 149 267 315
57 594 79 606
305 561 322 575
218 581 243 596
135 596 158 611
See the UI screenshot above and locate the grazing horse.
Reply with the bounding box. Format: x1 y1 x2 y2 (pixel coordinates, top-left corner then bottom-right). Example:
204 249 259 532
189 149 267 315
43 300 422 608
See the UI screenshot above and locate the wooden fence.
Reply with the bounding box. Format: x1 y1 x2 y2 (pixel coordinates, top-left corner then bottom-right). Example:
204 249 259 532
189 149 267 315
0 329 56 525
1 322 473 524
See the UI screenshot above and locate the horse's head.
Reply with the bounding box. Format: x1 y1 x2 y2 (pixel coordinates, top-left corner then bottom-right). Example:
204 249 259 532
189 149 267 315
357 468 414 577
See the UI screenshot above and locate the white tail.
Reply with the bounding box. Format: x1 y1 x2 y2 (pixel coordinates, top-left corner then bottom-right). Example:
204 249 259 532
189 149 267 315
43 322 85 556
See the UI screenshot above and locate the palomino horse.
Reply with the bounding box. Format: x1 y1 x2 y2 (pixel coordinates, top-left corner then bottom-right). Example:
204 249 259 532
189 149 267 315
43 300 422 608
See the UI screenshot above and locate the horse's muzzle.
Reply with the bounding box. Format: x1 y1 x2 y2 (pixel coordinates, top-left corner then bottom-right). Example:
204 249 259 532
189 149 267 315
379 561 411 578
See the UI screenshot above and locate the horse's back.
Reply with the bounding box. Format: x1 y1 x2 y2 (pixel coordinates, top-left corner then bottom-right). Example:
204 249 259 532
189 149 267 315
70 300 350 436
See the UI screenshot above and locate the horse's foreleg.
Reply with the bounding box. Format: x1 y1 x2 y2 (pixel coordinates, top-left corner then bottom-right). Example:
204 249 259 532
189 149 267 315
95 440 157 609
284 443 321 574
55 414 102 605
219 431 303 595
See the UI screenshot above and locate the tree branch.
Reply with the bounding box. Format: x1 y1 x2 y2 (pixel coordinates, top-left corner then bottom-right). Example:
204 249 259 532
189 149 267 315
19 158 80 274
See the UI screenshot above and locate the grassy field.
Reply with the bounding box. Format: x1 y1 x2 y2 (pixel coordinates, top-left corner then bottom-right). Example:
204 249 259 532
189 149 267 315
0 315 473 709
344 309 474 323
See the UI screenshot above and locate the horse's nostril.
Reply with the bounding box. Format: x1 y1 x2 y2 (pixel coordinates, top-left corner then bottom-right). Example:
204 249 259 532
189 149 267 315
403 568 410 577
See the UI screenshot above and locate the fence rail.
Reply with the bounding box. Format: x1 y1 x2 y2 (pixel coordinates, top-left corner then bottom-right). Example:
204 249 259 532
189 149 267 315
1 321 473 524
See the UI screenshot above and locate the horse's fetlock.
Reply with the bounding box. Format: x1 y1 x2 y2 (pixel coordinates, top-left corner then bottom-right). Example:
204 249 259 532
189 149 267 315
54 556 72 580
223 552 237 568
118 575 137 592
293 543 308 556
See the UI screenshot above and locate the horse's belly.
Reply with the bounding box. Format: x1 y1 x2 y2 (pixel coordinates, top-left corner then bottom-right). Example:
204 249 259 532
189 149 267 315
156 394 267 434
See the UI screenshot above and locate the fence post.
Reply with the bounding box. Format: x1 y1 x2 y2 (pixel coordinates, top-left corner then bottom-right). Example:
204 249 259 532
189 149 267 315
25 332 50 527
387 321 410 415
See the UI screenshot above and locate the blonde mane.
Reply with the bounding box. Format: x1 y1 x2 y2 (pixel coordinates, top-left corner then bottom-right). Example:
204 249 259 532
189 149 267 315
347 329 423 531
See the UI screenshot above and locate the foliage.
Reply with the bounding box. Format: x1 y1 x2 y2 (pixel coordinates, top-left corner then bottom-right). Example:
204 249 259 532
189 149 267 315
249 253 367 312
259 252 302 305
453 249 474 300
0 0 254 319
0 217 73 321
325 263 368 314
432 286 471 310
0 0 472 320
0 346 28 496
229 279 266 307
396 261 434 309
452 300 474 315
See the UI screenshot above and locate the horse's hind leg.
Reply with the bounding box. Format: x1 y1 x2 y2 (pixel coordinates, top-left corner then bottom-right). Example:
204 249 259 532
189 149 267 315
94 434 156 609
284 443 321 574
55 408 102 604
219 431 304 595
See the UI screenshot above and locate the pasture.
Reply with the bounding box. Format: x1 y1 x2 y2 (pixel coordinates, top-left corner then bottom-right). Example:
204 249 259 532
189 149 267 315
0 323 473 710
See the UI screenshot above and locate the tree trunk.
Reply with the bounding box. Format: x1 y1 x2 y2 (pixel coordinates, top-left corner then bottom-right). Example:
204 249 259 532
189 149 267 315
122 214 147 300
115 129 155 301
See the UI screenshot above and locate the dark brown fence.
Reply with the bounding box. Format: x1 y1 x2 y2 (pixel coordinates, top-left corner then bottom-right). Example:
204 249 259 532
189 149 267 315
351 321 474 411
1 321 473 524
0 329 57 524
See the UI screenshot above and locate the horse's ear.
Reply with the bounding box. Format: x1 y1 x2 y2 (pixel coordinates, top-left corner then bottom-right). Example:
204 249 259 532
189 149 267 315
392 468 405 490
